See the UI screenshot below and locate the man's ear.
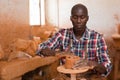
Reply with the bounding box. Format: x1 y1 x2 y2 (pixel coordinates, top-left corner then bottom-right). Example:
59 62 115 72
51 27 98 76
70 16 72 21
87 16 89 21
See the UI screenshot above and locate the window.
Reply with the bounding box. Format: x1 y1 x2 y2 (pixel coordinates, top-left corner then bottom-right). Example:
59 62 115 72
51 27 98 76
29 0 45 26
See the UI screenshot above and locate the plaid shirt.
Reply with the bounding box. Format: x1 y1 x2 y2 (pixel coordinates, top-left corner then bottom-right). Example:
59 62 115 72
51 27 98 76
37 28 112 76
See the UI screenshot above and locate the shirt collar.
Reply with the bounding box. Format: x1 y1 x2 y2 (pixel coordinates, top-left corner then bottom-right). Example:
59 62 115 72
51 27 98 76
82 28 89 40
70 27 90 40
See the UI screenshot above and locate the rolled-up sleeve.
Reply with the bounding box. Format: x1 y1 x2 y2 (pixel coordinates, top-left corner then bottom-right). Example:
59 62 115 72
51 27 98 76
97 36 112 76
36 30 62 55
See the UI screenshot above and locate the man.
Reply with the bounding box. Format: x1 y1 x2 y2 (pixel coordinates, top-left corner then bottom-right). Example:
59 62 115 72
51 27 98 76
37 3 112 80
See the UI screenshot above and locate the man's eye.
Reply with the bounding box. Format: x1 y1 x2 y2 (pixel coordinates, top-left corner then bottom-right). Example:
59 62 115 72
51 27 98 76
72 16 78 19
81 16 86 19
72 15 87 19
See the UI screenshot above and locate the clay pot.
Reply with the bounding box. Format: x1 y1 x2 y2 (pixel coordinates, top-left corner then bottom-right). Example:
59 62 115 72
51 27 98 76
64 55 80 69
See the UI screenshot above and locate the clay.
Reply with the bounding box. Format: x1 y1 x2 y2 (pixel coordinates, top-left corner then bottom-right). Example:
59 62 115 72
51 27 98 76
64 55 80 69
8 37 41 59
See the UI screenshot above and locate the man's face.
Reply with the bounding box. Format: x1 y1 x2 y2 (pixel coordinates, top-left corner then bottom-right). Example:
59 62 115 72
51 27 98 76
70 8 89 31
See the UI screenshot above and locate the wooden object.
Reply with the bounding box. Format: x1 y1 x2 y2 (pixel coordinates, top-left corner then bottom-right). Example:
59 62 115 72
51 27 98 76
112 34 120 50
112 34 120 80
113 53 120 80
57 65 92 80
0 56 58 80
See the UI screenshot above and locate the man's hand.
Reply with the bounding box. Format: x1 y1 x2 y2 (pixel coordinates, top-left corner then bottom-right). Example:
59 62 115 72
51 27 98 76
40 48 56 56
72 59 97 69
73 60 105 77
93 63 107 75
77 62 107 79
83 63 107 77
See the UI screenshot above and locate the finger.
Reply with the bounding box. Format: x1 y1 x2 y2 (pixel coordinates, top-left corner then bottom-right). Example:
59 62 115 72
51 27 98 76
72 63 83 69
74 60 83 64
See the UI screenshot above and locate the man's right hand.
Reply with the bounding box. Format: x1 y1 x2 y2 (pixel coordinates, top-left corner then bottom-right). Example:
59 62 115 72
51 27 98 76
39 48 56 56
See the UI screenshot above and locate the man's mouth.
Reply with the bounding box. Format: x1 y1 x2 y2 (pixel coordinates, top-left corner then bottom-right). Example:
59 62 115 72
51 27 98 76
76 24 83 28
76 23 83 26
74 24 85 30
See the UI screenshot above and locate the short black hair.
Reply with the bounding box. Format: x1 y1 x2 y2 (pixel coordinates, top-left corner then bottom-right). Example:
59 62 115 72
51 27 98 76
71 3 88 15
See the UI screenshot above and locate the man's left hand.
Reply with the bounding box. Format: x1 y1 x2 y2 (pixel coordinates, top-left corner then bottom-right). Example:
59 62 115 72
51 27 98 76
93 63 107 75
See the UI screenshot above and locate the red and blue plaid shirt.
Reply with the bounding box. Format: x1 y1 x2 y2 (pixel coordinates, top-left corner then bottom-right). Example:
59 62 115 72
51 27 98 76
37 28 112 76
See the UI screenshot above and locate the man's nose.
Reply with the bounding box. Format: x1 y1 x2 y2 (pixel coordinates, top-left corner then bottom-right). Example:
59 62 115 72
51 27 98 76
77 17 82 23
